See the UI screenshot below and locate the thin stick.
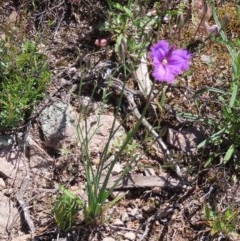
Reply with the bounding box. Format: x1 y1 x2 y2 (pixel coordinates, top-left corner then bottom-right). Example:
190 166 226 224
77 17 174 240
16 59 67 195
16 176 36 234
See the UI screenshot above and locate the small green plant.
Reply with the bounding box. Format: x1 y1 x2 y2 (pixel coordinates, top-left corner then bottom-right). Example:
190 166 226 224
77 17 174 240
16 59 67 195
203 204 239 238
0 38 51 128
103 0 160 64
53 185 83 231
110 134 139 157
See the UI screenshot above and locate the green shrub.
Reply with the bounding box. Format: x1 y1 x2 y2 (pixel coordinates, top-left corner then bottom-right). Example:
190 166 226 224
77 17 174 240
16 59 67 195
0 39 51 128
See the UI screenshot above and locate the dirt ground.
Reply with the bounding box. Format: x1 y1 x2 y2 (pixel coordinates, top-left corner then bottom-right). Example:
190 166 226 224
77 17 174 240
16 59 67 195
0 0 240 241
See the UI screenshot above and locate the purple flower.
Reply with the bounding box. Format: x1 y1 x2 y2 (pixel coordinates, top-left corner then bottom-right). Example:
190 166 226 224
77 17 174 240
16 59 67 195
149 40 191 83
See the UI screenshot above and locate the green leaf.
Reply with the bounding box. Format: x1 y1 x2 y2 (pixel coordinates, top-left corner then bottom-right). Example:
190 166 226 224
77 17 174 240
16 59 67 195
204 204 211 219
223 144 235 164
224 207 232 220
112 3 133 17
103 192 125 212
230 80 238 108
197 128 226 148
58 185 83 207
16 53 31 67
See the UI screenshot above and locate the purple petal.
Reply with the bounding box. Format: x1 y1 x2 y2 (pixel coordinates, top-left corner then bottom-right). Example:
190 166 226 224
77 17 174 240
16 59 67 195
152 63 175 83
149 40 169 64
167 49 191 72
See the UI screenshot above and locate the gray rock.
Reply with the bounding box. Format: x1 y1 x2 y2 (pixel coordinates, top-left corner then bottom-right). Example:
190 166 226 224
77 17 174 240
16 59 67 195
39 101 79 150
0 135 14 149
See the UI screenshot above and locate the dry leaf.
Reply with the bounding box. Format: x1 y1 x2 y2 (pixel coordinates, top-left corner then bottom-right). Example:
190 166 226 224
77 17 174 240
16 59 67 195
135 55 152 97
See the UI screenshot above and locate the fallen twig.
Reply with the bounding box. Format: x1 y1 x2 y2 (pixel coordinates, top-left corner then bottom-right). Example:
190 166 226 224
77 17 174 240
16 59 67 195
99 173 185 190
139 215 155 241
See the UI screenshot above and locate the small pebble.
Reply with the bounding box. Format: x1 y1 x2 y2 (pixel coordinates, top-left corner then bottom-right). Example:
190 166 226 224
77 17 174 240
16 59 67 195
124 232 136 241
142 205 156 213
200 54 211 64
91 158 100 165
113 219 124 226
69 67 77 74
121 212 129 222
0 178 5 188
129 208 138 217
135 213 143 220
152 186 161 194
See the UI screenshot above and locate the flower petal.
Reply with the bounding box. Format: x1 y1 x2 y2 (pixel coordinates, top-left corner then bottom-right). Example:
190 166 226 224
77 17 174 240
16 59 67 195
149 40 169 64
152 63 175 83
167 49 191 72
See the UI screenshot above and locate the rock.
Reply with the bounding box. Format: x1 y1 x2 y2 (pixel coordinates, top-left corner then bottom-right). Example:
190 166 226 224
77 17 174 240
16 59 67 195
167 126 205 153
129 208 138 217
152 186 161 194
78 115 126 154
113 219 124 226
0 135 14 149
102 238 115 241
25 136 53 169
0 147 29 236
0 192 20 237
142 205 156 213
0 149 26 179
39 101 79 150
0 178 5 189
121 212 129 222
91 157 100 165
112 163 123 175
124 232 136 241
200 54 212 64
25 136 53 187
